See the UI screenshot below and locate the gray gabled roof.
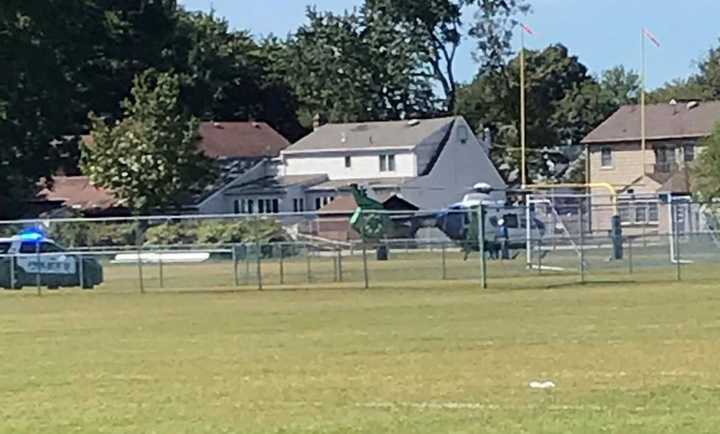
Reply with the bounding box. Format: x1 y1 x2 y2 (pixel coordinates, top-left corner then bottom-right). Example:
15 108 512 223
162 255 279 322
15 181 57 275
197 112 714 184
582 101 720 144
283 117 457 153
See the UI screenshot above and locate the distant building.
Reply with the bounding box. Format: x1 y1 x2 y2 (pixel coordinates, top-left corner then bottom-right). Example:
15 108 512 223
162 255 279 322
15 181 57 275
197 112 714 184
34 121 291 216
582 100 719 234
225 116 506 218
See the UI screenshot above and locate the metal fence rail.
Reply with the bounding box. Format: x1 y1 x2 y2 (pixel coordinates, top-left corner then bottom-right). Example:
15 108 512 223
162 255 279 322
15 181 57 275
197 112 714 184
2 197 720 295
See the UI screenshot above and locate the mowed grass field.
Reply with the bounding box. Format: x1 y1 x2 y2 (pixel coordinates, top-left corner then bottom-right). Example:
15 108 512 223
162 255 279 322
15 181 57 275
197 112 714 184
3 256 720 433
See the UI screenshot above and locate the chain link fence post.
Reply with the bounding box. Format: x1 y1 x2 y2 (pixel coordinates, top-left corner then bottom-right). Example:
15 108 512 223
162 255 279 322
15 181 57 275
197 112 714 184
256 241 263 291
478 205 487 289
306 242 312 284
232 244 239 287
279 242 285 285
361 212 369 290
136 223 145 294
78 253 84 290
441 242 447 280
35 241 41 296
337 247 344 283
579 203 586 284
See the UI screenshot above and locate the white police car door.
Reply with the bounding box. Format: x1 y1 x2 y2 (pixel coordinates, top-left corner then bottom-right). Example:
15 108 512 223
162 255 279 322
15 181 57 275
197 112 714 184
16 241 77 275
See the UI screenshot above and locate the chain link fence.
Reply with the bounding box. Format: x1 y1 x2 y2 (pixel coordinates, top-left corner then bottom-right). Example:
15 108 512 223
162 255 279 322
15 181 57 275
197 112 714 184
2 195 720 294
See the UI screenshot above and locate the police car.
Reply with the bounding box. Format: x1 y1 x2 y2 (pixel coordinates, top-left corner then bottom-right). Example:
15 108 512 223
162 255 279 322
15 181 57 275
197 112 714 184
0 228 103 290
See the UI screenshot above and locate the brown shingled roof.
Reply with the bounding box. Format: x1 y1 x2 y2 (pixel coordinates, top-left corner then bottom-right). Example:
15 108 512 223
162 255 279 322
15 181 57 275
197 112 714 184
37 176 119 211
197 122 290 158
582 101 720 144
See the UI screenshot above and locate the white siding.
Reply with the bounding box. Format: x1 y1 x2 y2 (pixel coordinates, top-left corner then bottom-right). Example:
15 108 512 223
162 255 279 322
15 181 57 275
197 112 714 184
283 151 416 180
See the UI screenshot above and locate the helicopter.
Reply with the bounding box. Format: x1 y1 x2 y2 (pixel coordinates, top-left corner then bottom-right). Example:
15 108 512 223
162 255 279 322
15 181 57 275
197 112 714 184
348 183 546 259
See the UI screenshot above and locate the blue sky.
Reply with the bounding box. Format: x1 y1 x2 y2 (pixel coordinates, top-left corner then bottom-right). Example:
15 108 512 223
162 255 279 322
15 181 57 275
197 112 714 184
179 0 720 89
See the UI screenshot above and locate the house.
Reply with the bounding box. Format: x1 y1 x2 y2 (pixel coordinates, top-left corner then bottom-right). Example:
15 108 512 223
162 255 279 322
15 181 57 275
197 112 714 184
582 100 720 234
34 121 291 216
224 116 506 220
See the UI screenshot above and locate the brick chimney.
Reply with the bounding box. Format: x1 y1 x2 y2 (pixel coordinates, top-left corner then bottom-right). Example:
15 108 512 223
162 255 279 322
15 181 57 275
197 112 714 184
313 113 326 131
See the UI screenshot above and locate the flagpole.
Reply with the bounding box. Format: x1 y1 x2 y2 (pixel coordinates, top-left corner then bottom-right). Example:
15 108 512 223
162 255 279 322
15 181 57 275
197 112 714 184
641 28 647 179
520 29 527 188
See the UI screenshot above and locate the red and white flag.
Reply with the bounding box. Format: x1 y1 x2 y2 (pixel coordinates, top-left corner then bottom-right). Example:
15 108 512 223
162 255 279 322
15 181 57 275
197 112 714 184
643 28 661 48
520 22 534 35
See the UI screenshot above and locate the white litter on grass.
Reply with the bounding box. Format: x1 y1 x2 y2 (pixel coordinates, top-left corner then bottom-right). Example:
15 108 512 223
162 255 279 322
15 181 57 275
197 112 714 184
529 380 556 389
359 402 499 411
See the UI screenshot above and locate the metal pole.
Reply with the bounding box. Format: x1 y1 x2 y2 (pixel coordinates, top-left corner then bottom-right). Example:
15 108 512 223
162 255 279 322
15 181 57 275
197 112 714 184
337 248 343 283
520 29 527 188
675 215 682 281
10 254 15 290
628 237 634 275
78 253 84 290
441 242 447 280
361 212 369 289
479 205 487 289
245 244 250 285
35 241 41 296
536 236 542 273
526 198 532 268
306 243 312 284
256 241 263 290
332 245 338 283
279 243 285 285
579 203 586 283
232 244 239 287
641 28 647 180
158 256 164 289
136 225 145 294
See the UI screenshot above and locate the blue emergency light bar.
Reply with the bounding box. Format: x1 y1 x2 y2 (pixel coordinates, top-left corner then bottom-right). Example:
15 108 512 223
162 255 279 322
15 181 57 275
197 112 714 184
17 227 46 242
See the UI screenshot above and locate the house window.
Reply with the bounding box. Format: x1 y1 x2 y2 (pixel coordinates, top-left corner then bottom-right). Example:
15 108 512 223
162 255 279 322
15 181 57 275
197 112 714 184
247 199 254 214
293 198 306 212
648 202 659 222
684 145 695 162
601 148 613 168
619 201 660 225
234 200 241 214
635 206 647 224
345 156 352 168
315 196 334 210
619 201 632 223
380 154 396 172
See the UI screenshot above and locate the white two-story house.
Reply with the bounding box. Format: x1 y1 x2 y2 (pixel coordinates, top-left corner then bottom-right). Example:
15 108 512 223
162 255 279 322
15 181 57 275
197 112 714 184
222 116 506 215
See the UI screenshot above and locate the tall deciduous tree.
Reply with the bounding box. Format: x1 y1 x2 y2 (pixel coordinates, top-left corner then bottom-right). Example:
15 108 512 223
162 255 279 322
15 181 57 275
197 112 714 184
694 122 720 201
457 45 639 183
281 6 437 124
470 0 531 72
82 71 216 213
0 0 99 217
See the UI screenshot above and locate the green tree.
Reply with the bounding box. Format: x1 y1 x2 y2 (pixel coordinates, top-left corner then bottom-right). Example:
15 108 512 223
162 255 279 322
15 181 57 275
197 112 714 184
281 6 437 124
469 0 531 72
82 70 216 213
694 122 720 201
457 45 637 183
0 0 99 216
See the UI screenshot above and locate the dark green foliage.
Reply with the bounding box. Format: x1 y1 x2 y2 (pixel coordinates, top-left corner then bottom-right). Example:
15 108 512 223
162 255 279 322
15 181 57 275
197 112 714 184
279 6 438 124
48 221 137 248
83 70 217 213
457 46 639 183
694 122 720 201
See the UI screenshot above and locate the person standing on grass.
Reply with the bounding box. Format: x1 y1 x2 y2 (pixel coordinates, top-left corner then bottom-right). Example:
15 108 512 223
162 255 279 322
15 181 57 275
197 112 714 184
497 219 510 260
